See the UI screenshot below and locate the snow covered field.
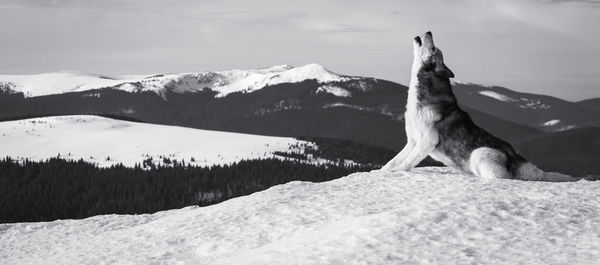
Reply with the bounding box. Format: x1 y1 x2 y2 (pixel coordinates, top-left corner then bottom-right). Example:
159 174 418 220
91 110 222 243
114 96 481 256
0 115 309 167
2 167 598 265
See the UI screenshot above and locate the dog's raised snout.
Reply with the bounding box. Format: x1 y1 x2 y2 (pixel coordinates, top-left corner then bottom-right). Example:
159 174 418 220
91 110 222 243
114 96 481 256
421 31 434 49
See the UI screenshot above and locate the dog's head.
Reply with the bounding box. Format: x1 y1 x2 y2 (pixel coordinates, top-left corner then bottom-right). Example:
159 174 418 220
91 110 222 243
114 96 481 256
413 31 454 79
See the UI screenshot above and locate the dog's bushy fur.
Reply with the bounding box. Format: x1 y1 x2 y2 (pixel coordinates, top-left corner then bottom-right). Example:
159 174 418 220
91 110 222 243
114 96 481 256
382 32 575 182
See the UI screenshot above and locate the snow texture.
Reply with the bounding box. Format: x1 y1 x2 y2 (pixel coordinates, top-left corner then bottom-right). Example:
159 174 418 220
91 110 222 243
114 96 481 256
558 125 577 131
0 115 308 167
478 90 516 102
476 90 552 110
0 64 347 98
543 119 561 126
2 167 598 265
539 120 575 131
316 85 352 97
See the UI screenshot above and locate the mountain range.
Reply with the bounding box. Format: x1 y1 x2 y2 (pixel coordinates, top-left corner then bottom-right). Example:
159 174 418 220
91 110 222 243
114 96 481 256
452 82 600 132
1 64 598 175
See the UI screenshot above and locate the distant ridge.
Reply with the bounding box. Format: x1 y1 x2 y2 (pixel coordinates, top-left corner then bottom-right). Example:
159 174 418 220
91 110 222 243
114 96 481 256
577 97 600 114
0 64 349 98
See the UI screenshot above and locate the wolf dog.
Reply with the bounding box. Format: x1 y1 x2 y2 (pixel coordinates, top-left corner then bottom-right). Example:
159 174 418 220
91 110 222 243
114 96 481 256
381 31 575 182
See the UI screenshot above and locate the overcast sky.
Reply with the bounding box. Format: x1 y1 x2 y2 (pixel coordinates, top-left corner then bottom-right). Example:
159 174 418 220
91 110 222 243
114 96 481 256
0 0 598 100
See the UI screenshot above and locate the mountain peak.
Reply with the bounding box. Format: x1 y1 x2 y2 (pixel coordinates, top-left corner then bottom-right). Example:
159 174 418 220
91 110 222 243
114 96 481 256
203 63 346 97
297 63 329 71
288 63 340 79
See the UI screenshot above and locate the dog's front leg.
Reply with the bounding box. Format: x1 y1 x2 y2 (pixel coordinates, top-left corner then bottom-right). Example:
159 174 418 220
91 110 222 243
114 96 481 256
381 140 415 171
388 128 438 171
389 141 435 171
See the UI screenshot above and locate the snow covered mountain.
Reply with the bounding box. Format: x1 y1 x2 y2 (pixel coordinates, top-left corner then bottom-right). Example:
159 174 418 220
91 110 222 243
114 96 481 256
0 64 349 98
2 167 598 265
0 115 313 167
2 65 597 134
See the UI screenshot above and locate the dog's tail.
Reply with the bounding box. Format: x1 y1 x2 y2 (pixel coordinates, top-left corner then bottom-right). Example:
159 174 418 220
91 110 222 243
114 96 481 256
514 162 576 182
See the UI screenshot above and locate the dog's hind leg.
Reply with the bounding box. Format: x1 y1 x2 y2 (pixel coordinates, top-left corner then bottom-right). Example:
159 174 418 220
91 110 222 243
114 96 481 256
515 162 576 182
469 147 512 179
381 140 415 171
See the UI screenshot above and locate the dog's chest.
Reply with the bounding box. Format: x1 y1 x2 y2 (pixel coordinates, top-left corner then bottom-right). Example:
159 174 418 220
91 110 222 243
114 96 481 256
405 87 441 138
406 88 441 125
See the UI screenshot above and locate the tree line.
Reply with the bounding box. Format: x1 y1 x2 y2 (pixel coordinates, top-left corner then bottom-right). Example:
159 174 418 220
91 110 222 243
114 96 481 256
0 157 371 223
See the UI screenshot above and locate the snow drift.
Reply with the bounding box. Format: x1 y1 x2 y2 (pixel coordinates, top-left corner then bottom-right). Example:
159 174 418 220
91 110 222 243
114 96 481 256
1 167 598 265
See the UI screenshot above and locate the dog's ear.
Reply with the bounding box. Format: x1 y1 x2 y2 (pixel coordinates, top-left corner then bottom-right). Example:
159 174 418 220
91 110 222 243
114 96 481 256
435 63 454 78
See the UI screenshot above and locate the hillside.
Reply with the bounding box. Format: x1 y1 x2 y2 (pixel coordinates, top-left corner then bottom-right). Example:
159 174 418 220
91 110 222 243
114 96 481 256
577 98 600 114
452 82 600 131
0 115 310 167
1 167 598 265
517 127 600 176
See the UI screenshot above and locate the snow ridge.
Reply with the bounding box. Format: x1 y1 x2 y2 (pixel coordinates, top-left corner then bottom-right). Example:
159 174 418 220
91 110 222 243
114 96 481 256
2 168 598 265
0 64 349 98
0 72 127 97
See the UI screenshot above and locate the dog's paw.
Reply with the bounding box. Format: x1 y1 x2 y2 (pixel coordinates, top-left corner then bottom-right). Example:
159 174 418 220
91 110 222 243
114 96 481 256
549 176 577 182
544 172 577 182
387 167 410 173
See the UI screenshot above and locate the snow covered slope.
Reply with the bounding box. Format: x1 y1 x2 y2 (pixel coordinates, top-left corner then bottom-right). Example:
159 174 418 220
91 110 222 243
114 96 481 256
2 167 598 265
0 64 348 98
0 71 130 97
0 115 309 167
